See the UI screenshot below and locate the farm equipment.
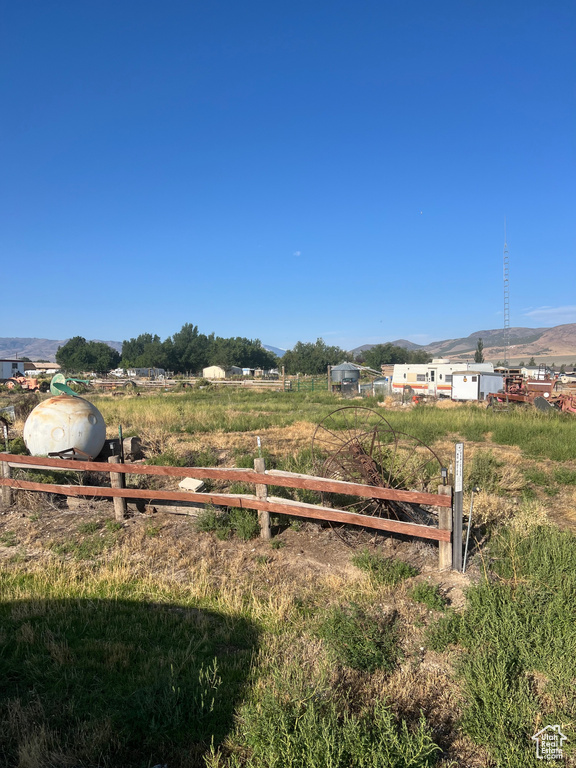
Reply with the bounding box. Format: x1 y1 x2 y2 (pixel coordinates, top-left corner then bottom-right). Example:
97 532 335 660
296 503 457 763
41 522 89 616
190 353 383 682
49 373 91 396
488 368 576 415
4 376 44 392
500 371 557 404
535 392 576 415
311 406 445 524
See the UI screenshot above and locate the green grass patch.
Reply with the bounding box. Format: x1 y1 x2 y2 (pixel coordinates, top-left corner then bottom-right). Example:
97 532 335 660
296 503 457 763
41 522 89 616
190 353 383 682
235 692 439 768
194 505 260 542
409 582 447 612
427 524 576 764
317 603 399 672
0 530 18 547
352 548 419 586
0 574 258 768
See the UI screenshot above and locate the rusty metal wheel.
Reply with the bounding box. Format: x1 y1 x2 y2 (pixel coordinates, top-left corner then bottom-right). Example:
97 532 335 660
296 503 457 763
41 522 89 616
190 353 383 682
311 406 444 523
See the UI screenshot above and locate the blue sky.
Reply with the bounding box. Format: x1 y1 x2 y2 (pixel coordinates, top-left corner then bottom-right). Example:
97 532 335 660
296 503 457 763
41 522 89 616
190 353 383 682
1 0 574 351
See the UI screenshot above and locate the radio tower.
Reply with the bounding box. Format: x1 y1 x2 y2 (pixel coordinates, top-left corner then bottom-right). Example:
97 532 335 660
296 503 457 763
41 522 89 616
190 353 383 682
503 220 510 367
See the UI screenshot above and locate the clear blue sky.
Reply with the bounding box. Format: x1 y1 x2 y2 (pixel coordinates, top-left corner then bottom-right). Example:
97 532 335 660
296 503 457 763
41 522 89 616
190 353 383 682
1 0 574 351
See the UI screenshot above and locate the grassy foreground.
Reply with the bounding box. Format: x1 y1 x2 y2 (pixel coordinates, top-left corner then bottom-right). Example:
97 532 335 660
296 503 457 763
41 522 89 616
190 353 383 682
1 513 576 767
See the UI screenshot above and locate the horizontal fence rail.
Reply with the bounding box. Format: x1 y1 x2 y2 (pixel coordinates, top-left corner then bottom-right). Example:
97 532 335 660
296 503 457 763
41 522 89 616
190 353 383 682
0 453 454 560
0 454 451 508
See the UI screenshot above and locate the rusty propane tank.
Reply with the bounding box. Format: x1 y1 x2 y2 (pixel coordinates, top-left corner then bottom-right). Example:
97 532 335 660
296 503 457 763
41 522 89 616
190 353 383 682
23 395 106 459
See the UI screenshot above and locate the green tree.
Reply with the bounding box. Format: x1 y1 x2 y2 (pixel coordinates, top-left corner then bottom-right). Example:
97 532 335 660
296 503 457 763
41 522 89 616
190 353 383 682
474 338 484 364
56 337 120 374
282 338 346 375
120 334 167 369
169 324 213 373
362 343 431 369
208 337 277 370
528 357 536 366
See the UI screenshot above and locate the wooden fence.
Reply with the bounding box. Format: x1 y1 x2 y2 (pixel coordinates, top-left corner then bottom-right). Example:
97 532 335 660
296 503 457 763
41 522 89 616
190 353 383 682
0 452 454 569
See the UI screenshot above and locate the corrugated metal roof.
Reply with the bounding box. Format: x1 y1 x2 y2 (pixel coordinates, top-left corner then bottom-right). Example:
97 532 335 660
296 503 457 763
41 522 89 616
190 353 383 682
331 362 359 371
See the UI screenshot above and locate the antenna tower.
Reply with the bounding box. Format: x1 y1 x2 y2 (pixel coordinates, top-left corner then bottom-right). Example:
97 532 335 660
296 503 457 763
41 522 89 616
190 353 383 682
503 221 510 367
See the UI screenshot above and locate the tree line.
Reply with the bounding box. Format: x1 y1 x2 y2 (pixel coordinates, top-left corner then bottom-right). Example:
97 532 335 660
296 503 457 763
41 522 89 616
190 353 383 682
55 325 432 375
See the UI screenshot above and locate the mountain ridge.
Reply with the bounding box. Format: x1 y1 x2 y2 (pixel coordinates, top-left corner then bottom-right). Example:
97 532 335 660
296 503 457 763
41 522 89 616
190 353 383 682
353 324 576 364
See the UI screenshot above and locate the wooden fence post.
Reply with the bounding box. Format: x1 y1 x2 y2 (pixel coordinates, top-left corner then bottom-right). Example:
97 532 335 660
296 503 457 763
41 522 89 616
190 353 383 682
108 455 127 521
254 457 271 539
1 461 12 508
437 484 452 570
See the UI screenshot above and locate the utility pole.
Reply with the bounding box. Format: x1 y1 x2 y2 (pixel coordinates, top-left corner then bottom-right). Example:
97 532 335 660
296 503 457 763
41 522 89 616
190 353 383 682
503 219 510 367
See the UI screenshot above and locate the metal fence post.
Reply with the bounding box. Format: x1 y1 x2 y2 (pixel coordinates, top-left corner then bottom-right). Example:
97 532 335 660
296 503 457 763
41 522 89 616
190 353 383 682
453 443 464 571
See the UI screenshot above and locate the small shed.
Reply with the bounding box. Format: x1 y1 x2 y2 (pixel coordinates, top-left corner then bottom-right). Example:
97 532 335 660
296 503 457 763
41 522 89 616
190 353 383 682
451 370 504 402
0 359 25 379
202 365 242 380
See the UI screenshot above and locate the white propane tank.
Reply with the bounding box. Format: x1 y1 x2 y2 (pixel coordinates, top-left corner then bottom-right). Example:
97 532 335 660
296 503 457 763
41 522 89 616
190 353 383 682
23 395 106 459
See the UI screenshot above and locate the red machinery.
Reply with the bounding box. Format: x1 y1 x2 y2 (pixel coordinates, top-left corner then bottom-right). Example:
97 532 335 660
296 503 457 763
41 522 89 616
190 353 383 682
490 368 576 415
502 372 557 404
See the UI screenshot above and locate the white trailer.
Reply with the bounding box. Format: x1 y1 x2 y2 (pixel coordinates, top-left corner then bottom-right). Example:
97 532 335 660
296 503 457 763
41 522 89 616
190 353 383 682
451 370 504 401
392 359 494 397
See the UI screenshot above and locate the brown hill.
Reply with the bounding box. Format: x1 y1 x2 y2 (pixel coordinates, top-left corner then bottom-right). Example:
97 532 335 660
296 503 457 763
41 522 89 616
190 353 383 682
353 324 576 366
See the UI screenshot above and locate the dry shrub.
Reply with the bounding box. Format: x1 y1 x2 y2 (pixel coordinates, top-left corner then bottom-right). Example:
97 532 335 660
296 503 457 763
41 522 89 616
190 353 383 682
467 491 515 526
137 426 179 456
508 498 550 534
498 465 526 492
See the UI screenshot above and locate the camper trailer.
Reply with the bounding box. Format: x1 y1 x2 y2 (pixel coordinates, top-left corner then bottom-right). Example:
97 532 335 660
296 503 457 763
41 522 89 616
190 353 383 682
392 359 494 397
451 370 504 401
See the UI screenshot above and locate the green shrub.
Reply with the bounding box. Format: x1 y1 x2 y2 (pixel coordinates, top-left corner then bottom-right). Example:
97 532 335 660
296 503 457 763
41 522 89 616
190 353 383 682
409 582 447 611
317 604 398 672
229 508 260 541
194 506 259 541
146 449 188 467
426 524 576 763
426 611 462 651
7 436 27 455
466 450 503 493
236 670 439 767
193 448 219 467
351 548 418 585
194 506 230 538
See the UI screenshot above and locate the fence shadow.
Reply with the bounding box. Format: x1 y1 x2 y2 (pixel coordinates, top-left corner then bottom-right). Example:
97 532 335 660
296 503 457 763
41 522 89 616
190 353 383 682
0 596 259 767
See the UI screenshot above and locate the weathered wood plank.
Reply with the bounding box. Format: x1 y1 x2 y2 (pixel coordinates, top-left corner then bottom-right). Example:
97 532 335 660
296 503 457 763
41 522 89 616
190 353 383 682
0 477 450 541
0 453 451 507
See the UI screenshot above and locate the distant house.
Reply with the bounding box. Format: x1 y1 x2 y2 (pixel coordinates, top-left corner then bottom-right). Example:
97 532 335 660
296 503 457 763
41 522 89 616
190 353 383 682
23 362 61 376
0 359 25 379
202 365 242 379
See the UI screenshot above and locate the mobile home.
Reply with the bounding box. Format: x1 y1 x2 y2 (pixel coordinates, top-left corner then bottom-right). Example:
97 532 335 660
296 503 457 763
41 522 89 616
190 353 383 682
392 359 494 397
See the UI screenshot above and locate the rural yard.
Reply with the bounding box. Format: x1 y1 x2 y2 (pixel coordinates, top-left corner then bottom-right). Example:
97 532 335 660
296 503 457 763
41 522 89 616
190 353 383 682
1 386 576 767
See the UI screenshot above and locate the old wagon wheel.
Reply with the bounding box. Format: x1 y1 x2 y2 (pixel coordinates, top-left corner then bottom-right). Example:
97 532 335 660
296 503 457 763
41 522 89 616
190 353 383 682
311 406 444 524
